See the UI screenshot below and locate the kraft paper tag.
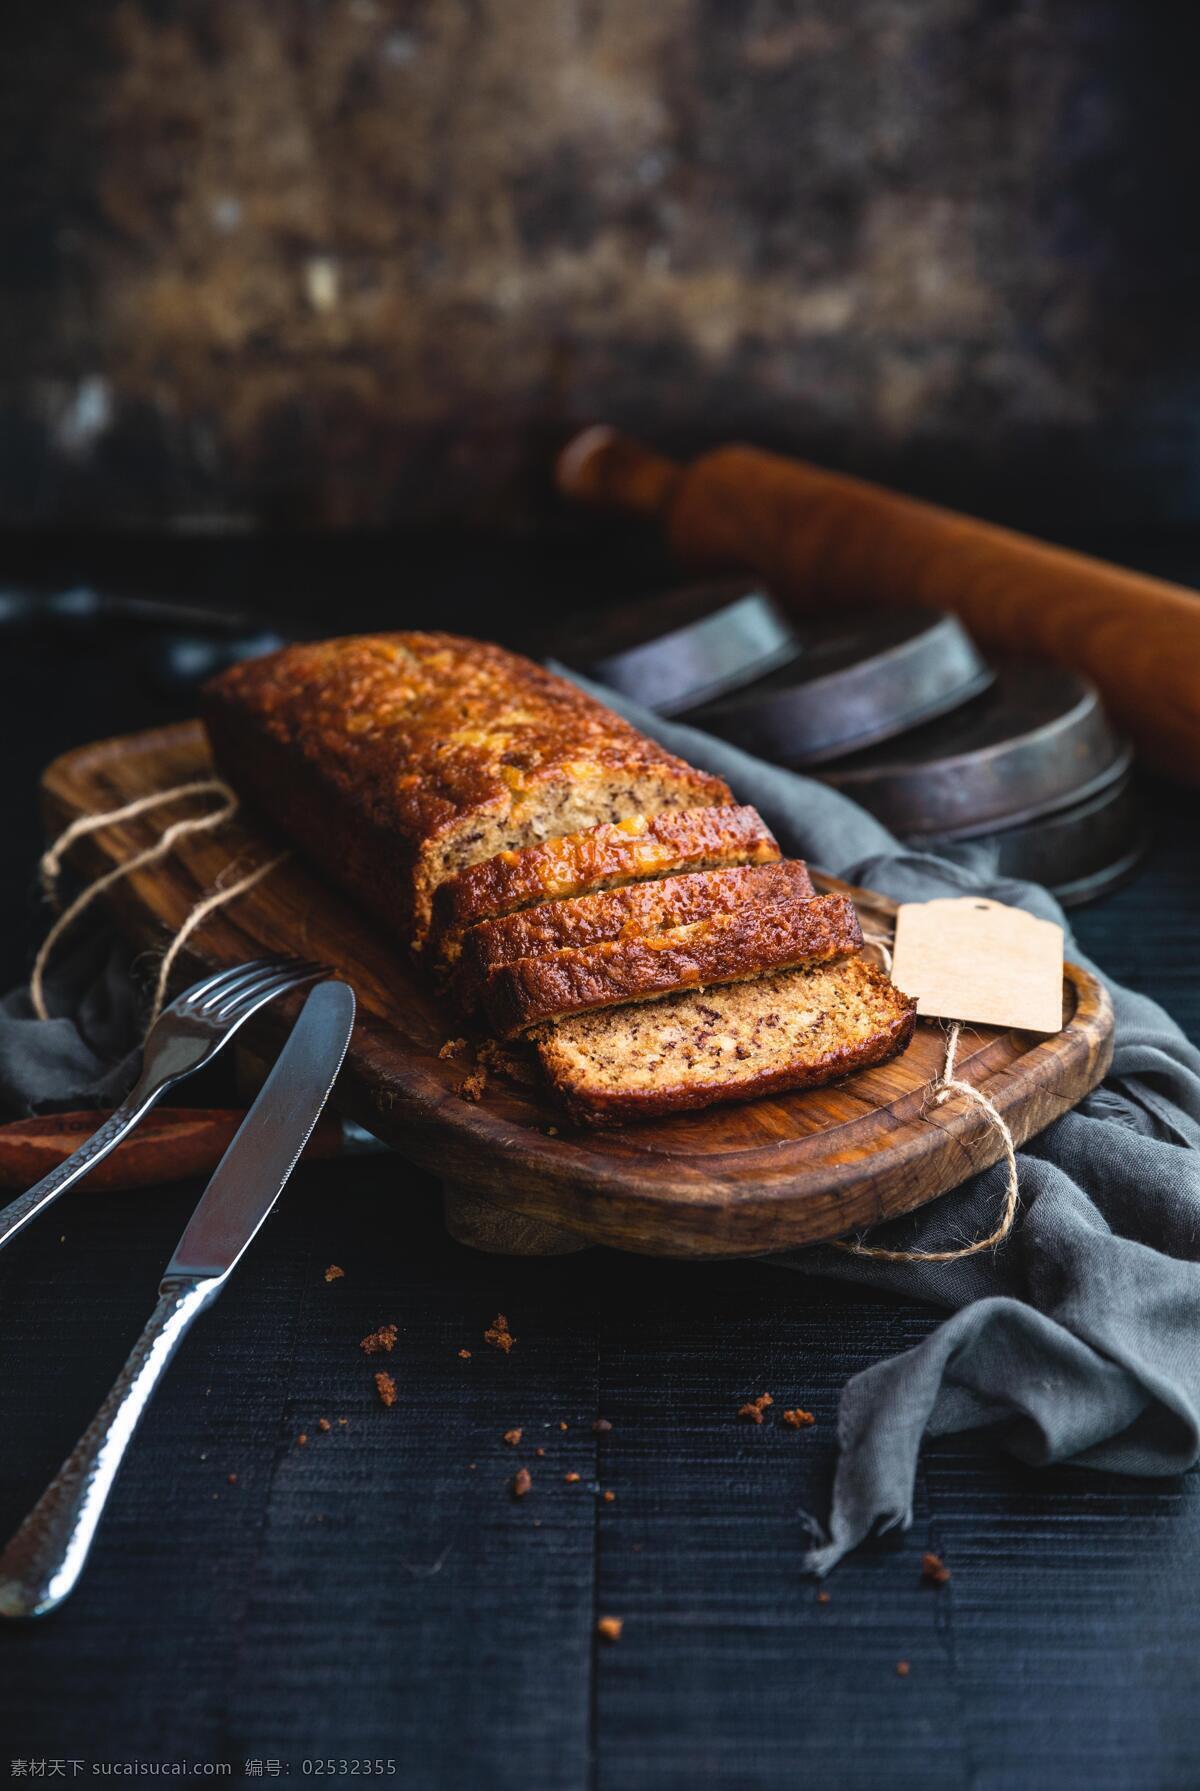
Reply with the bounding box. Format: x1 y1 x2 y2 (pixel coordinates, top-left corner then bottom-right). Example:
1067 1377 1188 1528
891 897 1064 1034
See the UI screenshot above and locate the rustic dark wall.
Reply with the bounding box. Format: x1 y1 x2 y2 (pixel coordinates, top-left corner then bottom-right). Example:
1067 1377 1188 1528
2 0 1198 533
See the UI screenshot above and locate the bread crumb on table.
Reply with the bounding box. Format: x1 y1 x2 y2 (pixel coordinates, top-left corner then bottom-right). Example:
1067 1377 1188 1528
485 1313 515 1353
601 1490 615 1503
457 1068 488 1102
564 1471 581 1484
458 1348 472 1360
592 1418 613 1434
503 1428 523 1446
317 1418 331 1433
438 1037 469 1060
738 1393 773 1424
816 1590 830 1606
596 1617 623 1643
512 1467 533 1499
227 1473 238 1486
324 1264 345 1282
296 1434 308 1447
922 1552 951 1586
374 1371 397 1408
896 1661 910 1678
361 1323 398 1355
783 1408 815 1429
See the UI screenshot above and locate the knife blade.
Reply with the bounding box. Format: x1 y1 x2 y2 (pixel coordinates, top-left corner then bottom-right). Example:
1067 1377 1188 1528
0 976 356 1618
164 977 355 1283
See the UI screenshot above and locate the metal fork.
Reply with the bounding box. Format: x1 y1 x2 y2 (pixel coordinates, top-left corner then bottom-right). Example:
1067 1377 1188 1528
0 957 328 1255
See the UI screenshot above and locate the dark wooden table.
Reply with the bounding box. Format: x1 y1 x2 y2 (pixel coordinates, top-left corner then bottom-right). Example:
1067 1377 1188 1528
1 549 1198 1789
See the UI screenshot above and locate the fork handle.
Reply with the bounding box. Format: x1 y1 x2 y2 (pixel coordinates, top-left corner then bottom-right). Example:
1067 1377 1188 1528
0 1076 161 1254
0 1274 221 1618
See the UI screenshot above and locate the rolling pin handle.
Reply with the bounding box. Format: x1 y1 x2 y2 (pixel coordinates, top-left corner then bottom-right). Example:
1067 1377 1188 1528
555 426 681 519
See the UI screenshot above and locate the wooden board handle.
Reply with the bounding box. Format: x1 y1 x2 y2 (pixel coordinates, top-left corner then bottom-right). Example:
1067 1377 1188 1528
557 428 1200 782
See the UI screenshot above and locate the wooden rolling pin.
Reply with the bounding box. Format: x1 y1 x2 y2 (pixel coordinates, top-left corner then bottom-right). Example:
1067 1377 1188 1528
0 1107 342 1193
556 426 1200 782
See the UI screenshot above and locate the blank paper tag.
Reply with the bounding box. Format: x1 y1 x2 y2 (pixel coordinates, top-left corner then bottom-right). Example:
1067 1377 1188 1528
891 897 1064 1034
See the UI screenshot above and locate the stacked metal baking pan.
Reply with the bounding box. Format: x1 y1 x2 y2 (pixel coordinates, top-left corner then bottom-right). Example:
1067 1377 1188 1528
555 581 1144 905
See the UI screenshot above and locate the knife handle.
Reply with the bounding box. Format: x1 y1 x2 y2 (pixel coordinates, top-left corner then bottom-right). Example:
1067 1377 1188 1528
0 1275 221 1618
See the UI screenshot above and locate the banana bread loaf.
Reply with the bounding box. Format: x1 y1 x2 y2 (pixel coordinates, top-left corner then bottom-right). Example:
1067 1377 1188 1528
460 860 816 1009
203 633 730 950
431 804 779 969
483 892 861 1038
535 957 916 1126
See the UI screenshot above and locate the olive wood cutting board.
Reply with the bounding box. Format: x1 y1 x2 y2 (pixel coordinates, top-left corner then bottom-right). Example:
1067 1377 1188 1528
39 722 1114 1259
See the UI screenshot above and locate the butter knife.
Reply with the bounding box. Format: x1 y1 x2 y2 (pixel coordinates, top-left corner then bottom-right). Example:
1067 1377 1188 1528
0 978 355 1619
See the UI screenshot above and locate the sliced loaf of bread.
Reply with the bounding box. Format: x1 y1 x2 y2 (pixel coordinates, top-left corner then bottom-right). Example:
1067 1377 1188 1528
483 892 861 1038
535 957 916 1126
430 805 779 969
459 859 816 1009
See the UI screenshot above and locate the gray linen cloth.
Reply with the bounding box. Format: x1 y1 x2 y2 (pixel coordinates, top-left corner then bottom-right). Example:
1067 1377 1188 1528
554 669 1200 1571
4 676 1199 1572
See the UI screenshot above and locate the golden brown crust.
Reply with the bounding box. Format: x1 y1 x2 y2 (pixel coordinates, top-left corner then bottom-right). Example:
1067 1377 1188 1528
432 805 780 965
483 893 862 1038
202 632 729 947
459 860 816 1008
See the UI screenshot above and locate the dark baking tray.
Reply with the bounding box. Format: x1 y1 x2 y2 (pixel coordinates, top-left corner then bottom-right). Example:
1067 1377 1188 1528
818 660 1130 838
911 771 1147 907
685 607 992 764
553 580 799 716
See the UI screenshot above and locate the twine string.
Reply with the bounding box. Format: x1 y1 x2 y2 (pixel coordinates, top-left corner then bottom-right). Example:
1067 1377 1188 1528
30 779 287 1028
145 851 290 1029
833 1020 1021 1262
39 779 231 903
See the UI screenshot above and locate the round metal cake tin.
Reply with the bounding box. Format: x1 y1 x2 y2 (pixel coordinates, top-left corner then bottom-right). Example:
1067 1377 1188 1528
558 580 800 716
912 771 1147 907
817 660 1130 839
685 608 993 765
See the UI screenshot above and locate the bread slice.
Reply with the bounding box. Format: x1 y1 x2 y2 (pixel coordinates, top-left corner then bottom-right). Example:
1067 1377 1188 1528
430 805 779 969
459 860 816 1010
535 956 916 1126
203 632 730 950
483 892 862 1038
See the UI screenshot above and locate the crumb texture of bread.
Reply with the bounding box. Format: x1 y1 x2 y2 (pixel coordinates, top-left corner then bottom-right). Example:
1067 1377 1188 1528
483 892 863 1037
201 632 730 948
535 957 916 1125
432 805 779 966
460 860 816 1005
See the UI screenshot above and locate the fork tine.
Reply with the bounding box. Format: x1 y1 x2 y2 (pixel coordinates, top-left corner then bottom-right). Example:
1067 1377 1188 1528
212 966 329 1023
173 958 281 1009
195 958 318 1013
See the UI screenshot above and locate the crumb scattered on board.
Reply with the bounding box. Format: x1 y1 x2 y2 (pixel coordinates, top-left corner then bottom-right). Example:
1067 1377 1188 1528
438 1037 469 1060
361 1323 398 1355
458 1348 472 1360
602 1490 615 1503
457 1068 488 1102
596 1617 623 1643
324 1264 344 1282
503 1428 523 1447
374 1371 397 1408
896 1661 910 1678
922 1552 951 1586
512 1467 533 1499
317 1418 331 1433
485 1313 515 1353
592 1418 613 1434
783 1408 815 1429
564 1471 581 1484
816 1590 830 1606
738 1393 773 1424
227 1473 238 1486
296 1433 308 1447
